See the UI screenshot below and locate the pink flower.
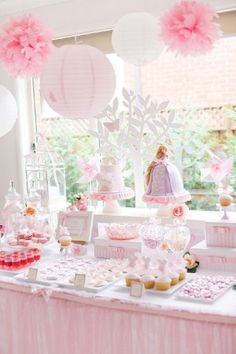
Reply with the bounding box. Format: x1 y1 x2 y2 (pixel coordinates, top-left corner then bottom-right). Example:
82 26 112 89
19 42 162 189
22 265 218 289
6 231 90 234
172 205 184 217
0 224 5 233
184 253 196 268
172 203 189 218
160 1 222 56
159 241 170 251
74 195 88 211
0 14 53 76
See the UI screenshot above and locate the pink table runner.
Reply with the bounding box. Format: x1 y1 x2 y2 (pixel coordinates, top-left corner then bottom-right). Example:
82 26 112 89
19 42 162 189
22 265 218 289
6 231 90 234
0 277 235 354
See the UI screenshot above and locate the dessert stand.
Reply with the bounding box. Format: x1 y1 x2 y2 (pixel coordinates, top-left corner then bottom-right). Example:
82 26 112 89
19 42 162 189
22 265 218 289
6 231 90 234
221 205 230 220
219 203 235 220
143 193 191 217
90 187 134 213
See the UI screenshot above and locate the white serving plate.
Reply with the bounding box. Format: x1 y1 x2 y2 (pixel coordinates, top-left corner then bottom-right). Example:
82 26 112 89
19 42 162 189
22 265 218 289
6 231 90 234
15 270 71 286
176 276 235 303
0 265 34 276
0 259 42 276
2 237 56 251
1 244 26 252
56 276 121 293
116 274 193 295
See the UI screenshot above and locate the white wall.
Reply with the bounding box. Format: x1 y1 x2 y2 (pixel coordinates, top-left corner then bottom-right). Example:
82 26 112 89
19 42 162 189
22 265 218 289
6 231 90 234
0 0 236 38
0 0 236 208
0 68 20 209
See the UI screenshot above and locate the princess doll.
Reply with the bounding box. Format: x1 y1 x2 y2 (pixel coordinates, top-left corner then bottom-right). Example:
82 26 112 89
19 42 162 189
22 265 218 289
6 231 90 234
144 145 190 200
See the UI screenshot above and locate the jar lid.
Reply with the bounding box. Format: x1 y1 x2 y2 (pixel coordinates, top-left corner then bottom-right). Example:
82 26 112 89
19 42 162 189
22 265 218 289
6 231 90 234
5 181 21 202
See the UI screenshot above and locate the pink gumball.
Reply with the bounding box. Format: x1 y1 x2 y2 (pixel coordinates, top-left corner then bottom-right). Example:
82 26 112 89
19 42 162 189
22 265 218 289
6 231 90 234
40 45 116 119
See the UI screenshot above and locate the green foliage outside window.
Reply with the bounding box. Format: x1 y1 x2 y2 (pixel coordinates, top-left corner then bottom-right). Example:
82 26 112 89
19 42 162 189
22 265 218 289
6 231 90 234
45 107 236 211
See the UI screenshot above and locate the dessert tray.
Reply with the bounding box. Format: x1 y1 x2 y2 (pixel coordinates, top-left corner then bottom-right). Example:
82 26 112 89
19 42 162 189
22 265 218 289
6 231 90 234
176 275 235 303
56 273 121 293
0 249 41 274
117 274 192 295
3 232 54 250
15 256 129 292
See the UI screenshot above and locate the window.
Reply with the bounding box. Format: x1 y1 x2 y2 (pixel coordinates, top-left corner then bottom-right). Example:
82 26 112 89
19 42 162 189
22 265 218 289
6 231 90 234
32 11 236 210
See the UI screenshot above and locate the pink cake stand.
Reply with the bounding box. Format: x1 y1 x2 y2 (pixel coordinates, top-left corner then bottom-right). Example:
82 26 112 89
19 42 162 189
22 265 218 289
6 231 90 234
90 188 135 213
143 193 191 216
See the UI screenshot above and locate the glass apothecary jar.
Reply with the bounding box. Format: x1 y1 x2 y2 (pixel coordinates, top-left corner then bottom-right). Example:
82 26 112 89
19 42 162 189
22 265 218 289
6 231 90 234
25 145 66 208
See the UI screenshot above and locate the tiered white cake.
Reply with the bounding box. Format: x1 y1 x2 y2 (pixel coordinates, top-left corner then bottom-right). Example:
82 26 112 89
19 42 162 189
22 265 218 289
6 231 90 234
97 157 124 193
191 220 236 272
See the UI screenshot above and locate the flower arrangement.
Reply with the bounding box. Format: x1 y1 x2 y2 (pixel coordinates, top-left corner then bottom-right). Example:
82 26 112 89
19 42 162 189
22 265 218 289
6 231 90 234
0 224 5 234
160 0 221 56
74 194 88 211
0 224 5 242
183 251 199 272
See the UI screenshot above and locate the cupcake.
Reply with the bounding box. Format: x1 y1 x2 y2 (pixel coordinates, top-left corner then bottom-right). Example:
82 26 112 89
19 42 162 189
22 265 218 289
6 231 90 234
219 194 233 207
154 276 171 291
178 268 187 281
125 273 140 287
169 271 179 286
59 236 72 247
140 274 155 289
58 226 72 252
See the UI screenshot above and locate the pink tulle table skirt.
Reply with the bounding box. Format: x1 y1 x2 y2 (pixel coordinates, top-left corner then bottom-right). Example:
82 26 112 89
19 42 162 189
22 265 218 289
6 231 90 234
0 278 235 354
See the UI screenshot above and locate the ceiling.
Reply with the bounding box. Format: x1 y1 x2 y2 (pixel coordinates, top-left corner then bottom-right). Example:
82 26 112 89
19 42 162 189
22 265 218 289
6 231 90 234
0 0 236 16
0 0 235 25
0 0 70 16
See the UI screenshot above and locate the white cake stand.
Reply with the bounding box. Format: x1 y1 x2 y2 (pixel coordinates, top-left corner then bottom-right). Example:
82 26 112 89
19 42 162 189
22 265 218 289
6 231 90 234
143 193 191 217
219 204 235 220
90 188 135 213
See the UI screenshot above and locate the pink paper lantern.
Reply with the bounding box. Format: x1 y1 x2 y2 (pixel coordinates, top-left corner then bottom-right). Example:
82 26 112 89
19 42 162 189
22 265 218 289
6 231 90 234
40 45 116 119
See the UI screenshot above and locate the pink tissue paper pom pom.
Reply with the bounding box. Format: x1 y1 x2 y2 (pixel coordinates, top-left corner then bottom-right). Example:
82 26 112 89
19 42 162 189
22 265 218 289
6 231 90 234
160 0 222 56
0 14 53 77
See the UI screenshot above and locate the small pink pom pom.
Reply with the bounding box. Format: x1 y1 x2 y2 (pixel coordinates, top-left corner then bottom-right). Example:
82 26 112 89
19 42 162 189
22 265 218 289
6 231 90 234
160 0 222 56
0 14 53 76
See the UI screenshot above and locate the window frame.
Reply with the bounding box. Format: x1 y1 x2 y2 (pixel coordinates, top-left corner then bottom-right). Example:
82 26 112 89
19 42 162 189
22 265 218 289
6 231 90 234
28 10 236 210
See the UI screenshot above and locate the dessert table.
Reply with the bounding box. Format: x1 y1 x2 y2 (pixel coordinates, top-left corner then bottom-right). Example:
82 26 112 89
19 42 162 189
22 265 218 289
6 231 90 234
0 260 235 354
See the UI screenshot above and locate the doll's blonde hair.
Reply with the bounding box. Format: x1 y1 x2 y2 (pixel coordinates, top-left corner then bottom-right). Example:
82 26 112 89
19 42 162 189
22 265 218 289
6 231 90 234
145 145 168 186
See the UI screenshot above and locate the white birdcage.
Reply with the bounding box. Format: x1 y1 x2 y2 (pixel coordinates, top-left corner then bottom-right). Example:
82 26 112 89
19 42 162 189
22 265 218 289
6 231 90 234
25 144 66 208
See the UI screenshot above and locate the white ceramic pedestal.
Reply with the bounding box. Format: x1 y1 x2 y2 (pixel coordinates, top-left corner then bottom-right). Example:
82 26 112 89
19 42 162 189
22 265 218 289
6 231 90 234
156 203 172 217
90 188 135 214
221 206 229 220
143 193 191 218
102 200 121 214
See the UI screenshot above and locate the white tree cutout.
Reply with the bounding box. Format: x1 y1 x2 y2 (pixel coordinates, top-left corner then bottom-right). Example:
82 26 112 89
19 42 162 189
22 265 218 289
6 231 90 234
89 88 183 206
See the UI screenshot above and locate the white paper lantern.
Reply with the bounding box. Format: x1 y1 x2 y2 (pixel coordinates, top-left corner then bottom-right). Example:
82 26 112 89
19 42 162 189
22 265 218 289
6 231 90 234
112 12 164 66
0 85 17 137
40 45 116 119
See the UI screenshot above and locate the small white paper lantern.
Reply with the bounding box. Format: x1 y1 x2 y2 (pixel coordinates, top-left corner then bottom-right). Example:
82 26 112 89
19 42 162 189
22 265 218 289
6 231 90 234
0 85 17 137
112 12 164 66
40 45 116 119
